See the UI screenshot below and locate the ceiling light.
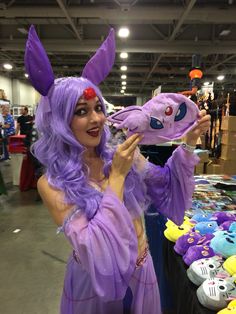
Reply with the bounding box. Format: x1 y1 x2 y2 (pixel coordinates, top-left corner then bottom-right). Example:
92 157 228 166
219 29 231 36
217 75 225 81
203 82 210 86
24 73 29 78
120 52 128 59
120 65 127 71
3 63 13 70
121 74 127 79
122 86 126 90
120 90 125 93
118 27 130 38
121 81 127 85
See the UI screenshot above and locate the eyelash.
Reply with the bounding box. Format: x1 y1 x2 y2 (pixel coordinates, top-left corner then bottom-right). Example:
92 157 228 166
74 104 103 116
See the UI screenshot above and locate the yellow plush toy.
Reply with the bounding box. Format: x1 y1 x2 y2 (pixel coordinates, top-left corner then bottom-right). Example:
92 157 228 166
217 299 236 314
223 255 236 276
164 217 192 242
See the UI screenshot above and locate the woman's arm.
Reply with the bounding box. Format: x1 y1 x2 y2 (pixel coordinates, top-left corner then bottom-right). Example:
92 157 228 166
37 175 74 226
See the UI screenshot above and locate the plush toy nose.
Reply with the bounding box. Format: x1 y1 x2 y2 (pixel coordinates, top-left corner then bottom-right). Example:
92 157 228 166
165 106 173 116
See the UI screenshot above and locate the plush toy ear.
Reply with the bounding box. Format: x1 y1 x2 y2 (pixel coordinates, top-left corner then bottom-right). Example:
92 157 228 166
82 28 115 85
24 25 55 96
108 106 142 124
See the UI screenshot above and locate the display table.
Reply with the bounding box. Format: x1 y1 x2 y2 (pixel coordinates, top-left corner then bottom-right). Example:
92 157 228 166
161 174 236 314
163 238 215 314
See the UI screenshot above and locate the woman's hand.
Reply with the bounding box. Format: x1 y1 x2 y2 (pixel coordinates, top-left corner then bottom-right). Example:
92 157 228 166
109 133 143 201
110 133 143 179
185 110 211 147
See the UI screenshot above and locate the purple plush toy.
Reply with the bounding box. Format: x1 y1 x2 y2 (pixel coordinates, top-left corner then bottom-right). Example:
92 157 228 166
174 231 202 256
183 244 216 266
107 93 200 145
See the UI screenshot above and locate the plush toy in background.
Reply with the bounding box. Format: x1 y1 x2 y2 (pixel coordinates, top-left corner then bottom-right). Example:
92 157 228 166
107 93 199 145
217 299 236 314
183 244 215 266
194 221 218 235
211 212 236 225
191 213 213 223
187 255 227 286
164 219 192 242
223 255 236 277
197 277 236 311
210 231 236 258
174 231 202 255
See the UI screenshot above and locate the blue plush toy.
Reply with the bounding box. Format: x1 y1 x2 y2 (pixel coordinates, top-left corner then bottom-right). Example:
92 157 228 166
210 230 236 258
229 222 236 233
194 221 218 235
191 213 213 223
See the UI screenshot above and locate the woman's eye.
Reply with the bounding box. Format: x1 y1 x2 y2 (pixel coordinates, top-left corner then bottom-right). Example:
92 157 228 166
75 108 87 116
96 104 103 112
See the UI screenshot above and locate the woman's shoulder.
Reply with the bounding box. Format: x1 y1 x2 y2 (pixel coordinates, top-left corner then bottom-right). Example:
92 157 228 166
37 175 74 226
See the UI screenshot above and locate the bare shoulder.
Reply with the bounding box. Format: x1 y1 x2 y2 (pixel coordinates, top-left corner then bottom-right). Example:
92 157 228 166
37 175 74 226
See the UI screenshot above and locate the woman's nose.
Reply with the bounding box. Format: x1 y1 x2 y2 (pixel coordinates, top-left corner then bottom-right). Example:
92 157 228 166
90 110 100 122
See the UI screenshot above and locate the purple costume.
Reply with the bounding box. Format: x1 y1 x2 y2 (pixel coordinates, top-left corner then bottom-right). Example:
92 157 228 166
59 147 199 314
24 25 200 314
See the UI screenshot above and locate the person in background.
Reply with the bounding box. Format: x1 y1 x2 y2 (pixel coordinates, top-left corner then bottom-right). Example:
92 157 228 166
1 106 15 159
16 106 33 147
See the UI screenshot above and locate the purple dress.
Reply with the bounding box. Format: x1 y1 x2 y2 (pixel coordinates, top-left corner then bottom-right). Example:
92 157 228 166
60 146 199 314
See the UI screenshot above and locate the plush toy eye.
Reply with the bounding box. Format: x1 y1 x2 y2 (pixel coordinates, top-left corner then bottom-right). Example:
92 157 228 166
174 102 187 121
150 117 164 129
218 285 227 291
208 264 215 269
207 223 213 227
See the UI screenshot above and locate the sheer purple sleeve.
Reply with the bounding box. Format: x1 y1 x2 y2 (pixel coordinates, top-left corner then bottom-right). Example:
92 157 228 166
144 146 199 225
63 187 137 301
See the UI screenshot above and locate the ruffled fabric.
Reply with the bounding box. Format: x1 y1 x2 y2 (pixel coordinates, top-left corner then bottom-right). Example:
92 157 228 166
143 145 199 225
63 187 138 302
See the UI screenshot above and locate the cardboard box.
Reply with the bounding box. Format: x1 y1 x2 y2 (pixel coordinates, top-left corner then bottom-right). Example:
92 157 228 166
221 116 236 131
219 158 236 175
195 149 209 163
194 162 205 175
221 144 236 160
221 131 236 145
206 163 223 175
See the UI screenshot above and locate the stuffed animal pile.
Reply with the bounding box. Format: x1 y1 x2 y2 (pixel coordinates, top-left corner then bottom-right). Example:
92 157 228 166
164 212 236 311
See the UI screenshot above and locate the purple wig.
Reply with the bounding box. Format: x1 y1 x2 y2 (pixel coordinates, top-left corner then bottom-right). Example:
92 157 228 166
33 77 114 219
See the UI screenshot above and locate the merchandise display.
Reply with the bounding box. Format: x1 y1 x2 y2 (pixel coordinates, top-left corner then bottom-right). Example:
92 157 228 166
164 174 236 312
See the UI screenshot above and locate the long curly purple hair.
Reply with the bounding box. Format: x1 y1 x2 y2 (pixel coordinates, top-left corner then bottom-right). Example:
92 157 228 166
33 77 147 220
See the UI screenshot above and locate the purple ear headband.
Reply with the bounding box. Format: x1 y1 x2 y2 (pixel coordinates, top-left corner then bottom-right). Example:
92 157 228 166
24 25 115 111
107 93 200 144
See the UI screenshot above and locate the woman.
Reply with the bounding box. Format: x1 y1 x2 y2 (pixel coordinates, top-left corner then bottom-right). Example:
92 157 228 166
25 26 210 314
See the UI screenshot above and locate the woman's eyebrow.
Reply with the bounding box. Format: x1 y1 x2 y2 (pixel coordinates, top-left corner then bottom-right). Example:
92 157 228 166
76 102 87 106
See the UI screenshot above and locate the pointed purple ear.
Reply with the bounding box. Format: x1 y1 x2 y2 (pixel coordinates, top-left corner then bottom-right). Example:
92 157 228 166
108 106 142 124
24 25 55 96
82 29 115 85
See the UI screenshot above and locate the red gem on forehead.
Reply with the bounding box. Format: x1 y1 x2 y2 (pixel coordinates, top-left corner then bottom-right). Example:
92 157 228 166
83 87 97 100
165 106 173 116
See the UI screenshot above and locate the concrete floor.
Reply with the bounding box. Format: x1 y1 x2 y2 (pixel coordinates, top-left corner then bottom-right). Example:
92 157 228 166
0 160 71 314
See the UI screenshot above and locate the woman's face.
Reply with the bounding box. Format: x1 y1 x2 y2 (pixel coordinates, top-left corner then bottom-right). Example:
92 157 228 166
70 95 106 148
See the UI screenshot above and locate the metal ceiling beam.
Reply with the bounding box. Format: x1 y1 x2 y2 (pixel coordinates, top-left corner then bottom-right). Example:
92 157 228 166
168 0 196 41
2 39 236 54
55 0 82 40
150 25 166 39
1 6 236 23
140 54 163 92
207 54 236 71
